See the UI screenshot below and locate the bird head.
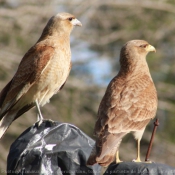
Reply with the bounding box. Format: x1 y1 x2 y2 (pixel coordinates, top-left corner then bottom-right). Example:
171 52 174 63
124 40 156 56
39 12 82 40
120 40 156 71
55 12 82 30
135 40 155 53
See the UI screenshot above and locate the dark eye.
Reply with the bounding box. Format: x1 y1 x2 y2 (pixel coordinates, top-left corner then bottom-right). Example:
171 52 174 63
68 17 73 21
140 44 148 48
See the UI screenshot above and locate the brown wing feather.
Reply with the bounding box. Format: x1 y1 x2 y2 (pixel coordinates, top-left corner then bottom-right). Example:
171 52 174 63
93 73 157 161
95 74 157 136
0 44 55 117
94 75 124 136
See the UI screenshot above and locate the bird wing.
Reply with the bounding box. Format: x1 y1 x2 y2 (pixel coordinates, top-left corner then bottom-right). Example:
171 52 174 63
0 44 55 118
95 74 157 135
93 74 157 161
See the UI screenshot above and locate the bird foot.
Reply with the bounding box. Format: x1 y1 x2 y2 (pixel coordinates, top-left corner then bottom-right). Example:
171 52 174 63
38 119 43 126
45 119 55 124
132 158 141 162
145 159 153 163
116 156 123 164
35 118 44 127
35 119 55 128
116 160 123 164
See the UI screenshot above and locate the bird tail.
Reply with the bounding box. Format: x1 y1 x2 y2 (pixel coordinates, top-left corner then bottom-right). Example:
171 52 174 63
87 132 126 167
0 112 16 139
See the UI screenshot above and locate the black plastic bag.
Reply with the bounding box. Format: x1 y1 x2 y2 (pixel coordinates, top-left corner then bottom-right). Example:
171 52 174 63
7 120 175 175
104 162 175 175
7 120 101 175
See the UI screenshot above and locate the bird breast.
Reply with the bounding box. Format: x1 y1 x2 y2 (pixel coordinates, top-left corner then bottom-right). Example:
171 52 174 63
28 50 71 107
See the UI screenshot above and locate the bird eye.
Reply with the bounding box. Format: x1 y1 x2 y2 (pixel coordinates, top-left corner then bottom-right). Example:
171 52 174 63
68 17 73 21
140 44 148 48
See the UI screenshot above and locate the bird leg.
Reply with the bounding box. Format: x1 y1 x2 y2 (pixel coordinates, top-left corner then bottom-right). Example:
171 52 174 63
133 139 141 162
35 99 44 124
116 151 122 163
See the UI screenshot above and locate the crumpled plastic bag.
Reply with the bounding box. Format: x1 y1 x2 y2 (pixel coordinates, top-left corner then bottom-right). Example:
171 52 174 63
7 120 174 175
7 120 101 175
104 162 175 175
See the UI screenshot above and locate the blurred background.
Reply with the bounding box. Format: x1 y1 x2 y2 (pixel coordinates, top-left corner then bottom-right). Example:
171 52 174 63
0 0 175 173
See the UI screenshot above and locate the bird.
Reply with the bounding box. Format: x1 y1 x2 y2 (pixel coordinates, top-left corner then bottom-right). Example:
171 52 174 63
87 40 157 167
0 12 82 139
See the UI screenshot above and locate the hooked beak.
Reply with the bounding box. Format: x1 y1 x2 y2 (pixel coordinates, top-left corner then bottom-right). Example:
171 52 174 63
71 18 82 27
146 44 156 53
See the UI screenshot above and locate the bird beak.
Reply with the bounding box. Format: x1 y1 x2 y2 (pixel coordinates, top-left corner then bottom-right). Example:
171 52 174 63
71 18 82 27
146 44 156 53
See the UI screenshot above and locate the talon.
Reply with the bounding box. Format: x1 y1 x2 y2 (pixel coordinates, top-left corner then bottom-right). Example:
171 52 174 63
145 160 153 163
132 158 141 162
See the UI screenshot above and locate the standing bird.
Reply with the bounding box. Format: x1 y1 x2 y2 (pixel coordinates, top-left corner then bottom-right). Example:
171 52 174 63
87 40 157 167
0 12 82 139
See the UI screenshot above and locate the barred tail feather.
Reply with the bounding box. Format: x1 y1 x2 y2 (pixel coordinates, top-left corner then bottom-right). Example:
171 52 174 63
87 132 127 167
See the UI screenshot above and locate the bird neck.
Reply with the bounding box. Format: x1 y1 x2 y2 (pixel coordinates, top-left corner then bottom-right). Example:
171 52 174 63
37 25 71 43
119 58 151 79
37 32 70 46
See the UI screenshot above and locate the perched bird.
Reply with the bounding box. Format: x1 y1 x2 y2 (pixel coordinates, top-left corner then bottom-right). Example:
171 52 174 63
0 12 82 139
87 40 157 167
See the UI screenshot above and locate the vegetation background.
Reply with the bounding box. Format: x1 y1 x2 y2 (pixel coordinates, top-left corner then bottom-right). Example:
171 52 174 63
0 0 175 173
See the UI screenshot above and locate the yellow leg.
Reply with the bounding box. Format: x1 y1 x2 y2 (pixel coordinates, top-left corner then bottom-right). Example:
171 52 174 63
116 151 122 163
133 139 141 162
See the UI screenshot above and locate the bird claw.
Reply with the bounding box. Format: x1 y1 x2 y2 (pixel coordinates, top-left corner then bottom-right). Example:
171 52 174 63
35 119 55 128
38 119 43 126
46 119 55 123
132 158 141 163
145 160 153 163
35 119 44 128
116 160 123 164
